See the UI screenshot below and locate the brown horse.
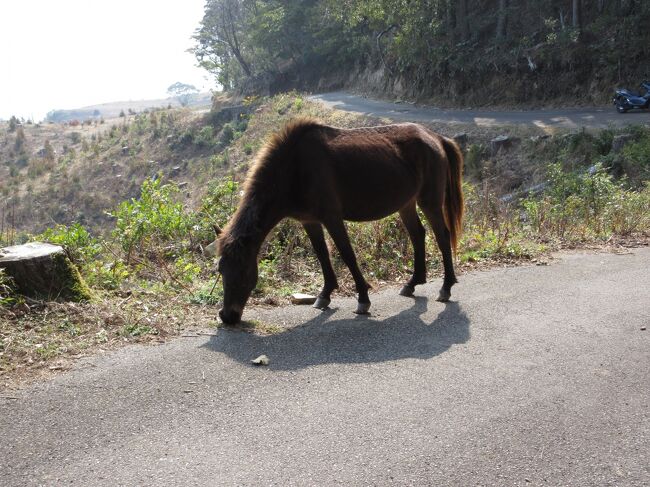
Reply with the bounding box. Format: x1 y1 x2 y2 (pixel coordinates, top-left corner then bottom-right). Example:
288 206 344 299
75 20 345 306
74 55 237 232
214 118 464 324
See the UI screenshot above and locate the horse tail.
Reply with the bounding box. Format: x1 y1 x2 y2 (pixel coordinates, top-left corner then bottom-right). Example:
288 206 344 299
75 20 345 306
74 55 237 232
441 137 464 254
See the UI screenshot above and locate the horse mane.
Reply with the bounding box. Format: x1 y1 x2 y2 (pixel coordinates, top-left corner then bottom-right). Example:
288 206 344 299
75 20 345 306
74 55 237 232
217 117 323 256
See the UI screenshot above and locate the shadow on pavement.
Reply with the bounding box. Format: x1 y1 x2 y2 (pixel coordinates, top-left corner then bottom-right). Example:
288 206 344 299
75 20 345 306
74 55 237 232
202 297 470 370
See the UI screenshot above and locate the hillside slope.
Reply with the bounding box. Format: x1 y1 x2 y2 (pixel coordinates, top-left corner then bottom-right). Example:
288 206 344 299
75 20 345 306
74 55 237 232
2 92 650 240
1 107 228 235
44 93 212 123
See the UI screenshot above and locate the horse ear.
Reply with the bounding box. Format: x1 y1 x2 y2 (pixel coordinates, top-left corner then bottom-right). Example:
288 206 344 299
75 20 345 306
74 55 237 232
212 224 222 236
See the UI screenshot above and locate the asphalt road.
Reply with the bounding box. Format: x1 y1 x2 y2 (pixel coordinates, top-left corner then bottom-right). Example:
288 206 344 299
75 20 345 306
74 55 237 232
1 248 649 486
310 92 650 129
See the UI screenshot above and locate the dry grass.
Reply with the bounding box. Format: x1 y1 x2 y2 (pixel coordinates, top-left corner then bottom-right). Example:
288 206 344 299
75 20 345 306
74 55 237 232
0 291 219 390
0 108 209 238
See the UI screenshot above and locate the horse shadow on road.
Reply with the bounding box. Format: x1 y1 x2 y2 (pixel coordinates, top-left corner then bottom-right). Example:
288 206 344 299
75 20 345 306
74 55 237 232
202 297 471 370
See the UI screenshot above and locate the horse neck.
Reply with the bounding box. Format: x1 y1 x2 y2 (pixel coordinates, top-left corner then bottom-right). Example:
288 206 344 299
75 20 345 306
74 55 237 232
230 192 283 252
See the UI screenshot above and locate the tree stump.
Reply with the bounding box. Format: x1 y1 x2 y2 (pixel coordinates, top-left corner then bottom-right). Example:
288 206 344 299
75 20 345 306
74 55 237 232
0 242 92 302
490 135 520 156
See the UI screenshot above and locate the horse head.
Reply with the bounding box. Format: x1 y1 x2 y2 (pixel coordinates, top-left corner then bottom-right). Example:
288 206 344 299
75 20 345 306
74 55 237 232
216 236 259 325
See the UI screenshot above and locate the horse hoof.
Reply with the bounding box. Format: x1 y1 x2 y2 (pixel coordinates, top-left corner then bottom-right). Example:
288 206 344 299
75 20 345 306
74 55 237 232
313 297 331 310
399 285 415 297
354 302 371 315
436 290 451 302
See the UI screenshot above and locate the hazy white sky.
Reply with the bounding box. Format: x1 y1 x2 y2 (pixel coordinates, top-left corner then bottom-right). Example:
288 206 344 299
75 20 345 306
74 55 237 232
0 0 213 121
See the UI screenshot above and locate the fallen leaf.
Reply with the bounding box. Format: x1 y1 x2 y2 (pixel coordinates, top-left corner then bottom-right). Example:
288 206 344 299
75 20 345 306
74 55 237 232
251 354 270 366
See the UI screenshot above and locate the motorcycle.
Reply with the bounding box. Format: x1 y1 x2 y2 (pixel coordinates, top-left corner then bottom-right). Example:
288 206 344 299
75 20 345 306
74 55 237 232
613 80 650 113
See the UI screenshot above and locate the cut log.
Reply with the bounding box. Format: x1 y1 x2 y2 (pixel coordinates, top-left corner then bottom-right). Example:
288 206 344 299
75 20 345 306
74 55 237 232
490 135 520 156
0 242 92 302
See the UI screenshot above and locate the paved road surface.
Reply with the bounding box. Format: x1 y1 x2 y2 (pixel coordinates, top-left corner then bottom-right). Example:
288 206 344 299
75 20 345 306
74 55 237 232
1 248 649 486
310 91 650 129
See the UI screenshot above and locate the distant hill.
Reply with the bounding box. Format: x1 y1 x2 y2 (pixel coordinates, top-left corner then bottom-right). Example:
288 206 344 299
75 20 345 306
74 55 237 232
45 93 213 123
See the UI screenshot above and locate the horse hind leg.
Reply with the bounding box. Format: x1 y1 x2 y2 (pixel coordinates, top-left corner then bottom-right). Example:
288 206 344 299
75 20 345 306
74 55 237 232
322 217 371 314
303 222 338 309
419 203 457 302
398 203 427 297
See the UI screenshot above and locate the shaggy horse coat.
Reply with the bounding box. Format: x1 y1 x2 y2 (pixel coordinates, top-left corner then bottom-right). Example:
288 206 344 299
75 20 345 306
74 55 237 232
215 119 464 324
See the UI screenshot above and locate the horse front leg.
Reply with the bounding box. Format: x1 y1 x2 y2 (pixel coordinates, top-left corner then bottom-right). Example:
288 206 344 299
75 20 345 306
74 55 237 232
398 204 427 297
322 218 371 314
302 222 338 309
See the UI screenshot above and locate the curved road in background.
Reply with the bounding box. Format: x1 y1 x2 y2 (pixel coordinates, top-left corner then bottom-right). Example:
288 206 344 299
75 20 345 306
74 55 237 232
310 91 650 130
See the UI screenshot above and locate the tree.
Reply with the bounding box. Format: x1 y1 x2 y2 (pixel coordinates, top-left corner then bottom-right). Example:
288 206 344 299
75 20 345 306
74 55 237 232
193 0 255 89
189 0 650 104
456 0 470 42
496 0 508 40
43 140 55 161
167 82 199 107
572 0 581 30
14 127 26 152
8 116 19 132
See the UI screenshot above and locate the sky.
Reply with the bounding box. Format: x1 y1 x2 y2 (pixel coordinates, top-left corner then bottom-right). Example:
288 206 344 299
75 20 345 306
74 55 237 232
0 0 213 121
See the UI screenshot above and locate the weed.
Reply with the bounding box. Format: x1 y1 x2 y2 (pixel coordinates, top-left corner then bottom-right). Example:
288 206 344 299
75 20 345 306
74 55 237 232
0 269 17 307
120 323 158 337
190 278 223 306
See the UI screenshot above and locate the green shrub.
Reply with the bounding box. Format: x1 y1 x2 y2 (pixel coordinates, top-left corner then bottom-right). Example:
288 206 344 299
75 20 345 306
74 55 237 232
621 136 650 185
8 116 18 132
36 223 101 264
69 132 82 145
595 129 614 155
198 178 240 231
173 255 201 283
110 177 194 262
83 260 129 290
464 144 487 180
195 126 214 147
0 269 17 307
522 162 646 240
189 278 223 305
219 123 235 146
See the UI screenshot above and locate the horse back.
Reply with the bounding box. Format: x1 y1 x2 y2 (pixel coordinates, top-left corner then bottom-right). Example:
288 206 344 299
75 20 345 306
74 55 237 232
290 123 443 222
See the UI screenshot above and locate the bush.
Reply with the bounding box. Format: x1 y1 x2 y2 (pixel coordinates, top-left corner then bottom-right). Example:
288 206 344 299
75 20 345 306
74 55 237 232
0 269 17 307
8 115 18 132
198 178 240 234
110 177 195 263
83 260 129 290
14 127 26 152
36 223 101 264
68 132 82 145
620 136 650 185
219 123 235 146
195 126 214 147
521 162 647 240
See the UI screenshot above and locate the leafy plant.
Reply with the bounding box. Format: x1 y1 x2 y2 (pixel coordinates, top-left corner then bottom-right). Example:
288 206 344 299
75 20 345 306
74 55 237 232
110 176 194 263
0 269 17 307
36 223 101 264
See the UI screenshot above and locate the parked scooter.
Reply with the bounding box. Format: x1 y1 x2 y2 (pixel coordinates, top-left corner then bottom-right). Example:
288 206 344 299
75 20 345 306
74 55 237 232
613 80 650 113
